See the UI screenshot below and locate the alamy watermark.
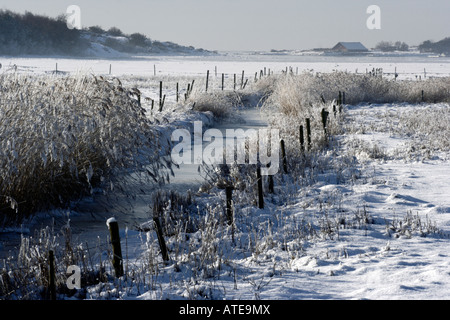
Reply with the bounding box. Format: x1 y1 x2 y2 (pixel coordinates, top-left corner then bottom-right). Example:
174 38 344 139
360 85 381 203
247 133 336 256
66 265 81 290
366 5 381 30
171 121 280 175
66 5 82 30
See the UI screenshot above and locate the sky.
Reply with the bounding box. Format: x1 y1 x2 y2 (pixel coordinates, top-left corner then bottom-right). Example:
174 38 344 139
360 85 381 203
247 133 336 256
1 0 449 51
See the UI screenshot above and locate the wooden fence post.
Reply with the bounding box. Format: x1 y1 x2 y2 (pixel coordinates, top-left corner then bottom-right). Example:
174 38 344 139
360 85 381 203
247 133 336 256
222 73 225 91
280 139 288 174
186 84 190 101
225 186 233 226
299 125 305 152
206 70 210 92
257 165 264 209
306 118 312 150
161 95 166 111
321 108 329 136
268 174 274 194
153 216 169 262
243 79 248 89
159 81 163 111
107 218 124 278
48 250 56 300
241 70 245 89
191 80 195 95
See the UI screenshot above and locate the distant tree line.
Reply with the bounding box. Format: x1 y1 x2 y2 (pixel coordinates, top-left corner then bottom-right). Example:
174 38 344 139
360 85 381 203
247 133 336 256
87 25 152 53
0 10 211 56
87 24 209 55
374 37 450 55
418 37 450 55
375 41 409 52
0 10 89 56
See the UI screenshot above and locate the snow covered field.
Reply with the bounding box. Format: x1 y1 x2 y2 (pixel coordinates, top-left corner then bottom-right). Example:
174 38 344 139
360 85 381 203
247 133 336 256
2 52 450 79
0 53 449 301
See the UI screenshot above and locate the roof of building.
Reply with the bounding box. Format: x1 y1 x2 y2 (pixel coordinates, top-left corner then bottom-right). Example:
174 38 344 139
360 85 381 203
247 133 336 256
333 42 369 51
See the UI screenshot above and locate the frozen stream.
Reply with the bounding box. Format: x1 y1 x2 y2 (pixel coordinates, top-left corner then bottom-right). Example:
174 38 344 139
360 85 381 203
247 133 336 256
0 106 268 257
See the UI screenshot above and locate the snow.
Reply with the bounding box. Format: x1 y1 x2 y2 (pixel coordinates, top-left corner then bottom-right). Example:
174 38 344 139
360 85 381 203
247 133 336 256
106 217 117 227
1 53 449 301
1 52 449 80
85 100 450 300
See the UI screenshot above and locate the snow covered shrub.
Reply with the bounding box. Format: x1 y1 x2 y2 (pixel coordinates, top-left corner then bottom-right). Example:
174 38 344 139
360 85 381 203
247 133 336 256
189 90 239 119
385 211 444 239
263 72 450 115
0 74 170 225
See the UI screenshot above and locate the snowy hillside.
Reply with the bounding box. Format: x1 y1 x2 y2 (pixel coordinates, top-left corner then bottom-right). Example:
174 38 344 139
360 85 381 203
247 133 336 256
0 10 215 58
80 30 215 58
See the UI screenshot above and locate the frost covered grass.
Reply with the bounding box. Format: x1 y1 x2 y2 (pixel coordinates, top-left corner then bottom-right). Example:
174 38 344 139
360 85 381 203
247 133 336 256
1 66 450 301
0 73 170 225
343 103 450 161
262 72 450 118
0 221 110 299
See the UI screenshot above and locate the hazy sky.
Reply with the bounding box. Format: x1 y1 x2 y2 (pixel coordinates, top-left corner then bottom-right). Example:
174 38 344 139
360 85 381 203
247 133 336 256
1 0 449 51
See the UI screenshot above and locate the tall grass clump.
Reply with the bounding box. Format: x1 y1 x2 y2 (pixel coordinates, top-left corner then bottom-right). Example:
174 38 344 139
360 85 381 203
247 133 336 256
0 73 170 225
263 72 450 117
189 90 240 119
